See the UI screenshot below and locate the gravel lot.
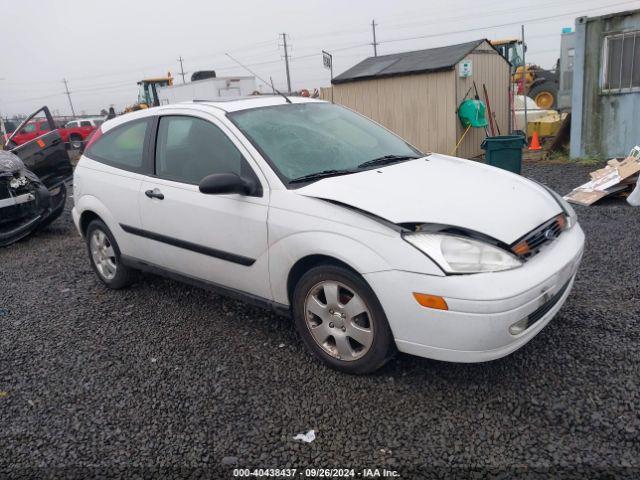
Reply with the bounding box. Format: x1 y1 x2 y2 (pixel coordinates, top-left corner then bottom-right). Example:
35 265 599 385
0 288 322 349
1 162 639 478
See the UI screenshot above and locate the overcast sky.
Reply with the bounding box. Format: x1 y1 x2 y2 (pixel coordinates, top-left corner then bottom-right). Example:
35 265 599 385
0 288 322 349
2 0 640 117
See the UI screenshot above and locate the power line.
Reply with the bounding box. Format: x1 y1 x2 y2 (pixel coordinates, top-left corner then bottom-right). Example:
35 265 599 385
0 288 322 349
5 0 638 112
5 0 635 91
376 0 594 33
379 0 640 45
2 92 64 105
291 1 623 60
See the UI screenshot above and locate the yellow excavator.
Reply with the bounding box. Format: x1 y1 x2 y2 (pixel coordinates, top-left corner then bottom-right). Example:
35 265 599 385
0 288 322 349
124 73 173 113
491 39 559 110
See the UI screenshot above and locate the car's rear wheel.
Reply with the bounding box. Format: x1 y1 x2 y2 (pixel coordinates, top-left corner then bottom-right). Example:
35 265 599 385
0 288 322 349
85 219 134 289
292 265 393 374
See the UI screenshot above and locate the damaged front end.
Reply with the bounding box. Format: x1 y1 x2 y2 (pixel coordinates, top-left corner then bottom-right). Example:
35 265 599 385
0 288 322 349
1 105 72 247
0 151 53 247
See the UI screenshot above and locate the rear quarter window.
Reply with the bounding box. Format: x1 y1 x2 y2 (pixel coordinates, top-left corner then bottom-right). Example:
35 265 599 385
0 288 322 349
85 118 150 172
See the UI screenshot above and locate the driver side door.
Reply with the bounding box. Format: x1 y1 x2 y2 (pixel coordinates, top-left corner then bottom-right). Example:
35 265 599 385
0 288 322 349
137 112 271 300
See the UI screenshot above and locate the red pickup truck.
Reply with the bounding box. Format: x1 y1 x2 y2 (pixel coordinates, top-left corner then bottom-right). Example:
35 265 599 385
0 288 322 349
6 117 103 149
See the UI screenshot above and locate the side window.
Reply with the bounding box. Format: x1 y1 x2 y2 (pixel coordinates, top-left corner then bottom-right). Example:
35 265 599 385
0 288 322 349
23 123 36 133
155 115 246 184
66 121 78 128
80 120 91 127
86 118 149 171
39 122 50 132
602 31 640 91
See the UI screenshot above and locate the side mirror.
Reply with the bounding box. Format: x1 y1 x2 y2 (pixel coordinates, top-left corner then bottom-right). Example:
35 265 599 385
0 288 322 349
199 172 256 196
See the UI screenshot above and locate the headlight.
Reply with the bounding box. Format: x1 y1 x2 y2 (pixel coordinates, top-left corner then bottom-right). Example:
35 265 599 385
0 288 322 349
543 185 577 229
404 233 522 274
559 195 577 229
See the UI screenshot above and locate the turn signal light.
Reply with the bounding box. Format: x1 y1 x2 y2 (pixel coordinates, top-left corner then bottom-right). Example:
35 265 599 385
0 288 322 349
556 214 567 230
413 293 448 310
512 241 531 256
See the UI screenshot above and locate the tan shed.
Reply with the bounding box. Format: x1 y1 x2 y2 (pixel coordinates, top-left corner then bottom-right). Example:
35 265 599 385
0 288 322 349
325 39 511 159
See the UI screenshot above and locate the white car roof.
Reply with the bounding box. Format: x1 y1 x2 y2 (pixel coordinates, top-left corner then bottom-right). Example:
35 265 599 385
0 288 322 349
175 95 325 113
101 96 325 132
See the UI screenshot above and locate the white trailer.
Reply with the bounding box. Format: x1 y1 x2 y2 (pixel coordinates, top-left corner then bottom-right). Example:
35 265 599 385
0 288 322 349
157 76 257 105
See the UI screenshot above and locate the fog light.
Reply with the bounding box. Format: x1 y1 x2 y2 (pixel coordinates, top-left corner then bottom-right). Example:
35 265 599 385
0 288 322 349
509 317 529 335
413 293 448 310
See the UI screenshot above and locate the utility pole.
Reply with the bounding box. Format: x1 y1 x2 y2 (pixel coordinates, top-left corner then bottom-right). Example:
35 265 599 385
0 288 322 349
178 56 187 83
371 19 379 57
62 78 76 117
280 33 292 94
521 25 528 136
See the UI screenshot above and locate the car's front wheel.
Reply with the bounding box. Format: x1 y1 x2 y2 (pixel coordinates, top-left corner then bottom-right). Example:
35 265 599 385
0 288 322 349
85 219 134 289
292 265 394 374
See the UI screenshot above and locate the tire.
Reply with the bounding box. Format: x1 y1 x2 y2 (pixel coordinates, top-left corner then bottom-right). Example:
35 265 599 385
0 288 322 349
292 265 394 374
69 134 83 150
85 219 134 289
529 81 558 110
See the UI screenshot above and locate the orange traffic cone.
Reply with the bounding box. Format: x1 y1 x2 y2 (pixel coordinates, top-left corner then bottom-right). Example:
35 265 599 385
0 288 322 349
529 131 542 151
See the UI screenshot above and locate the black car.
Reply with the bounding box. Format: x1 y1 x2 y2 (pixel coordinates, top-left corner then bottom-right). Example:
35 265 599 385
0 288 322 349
1 106 73 247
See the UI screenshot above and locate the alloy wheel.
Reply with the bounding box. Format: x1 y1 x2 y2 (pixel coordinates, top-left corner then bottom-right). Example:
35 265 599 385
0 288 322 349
90 229 117 280
303 280 374 361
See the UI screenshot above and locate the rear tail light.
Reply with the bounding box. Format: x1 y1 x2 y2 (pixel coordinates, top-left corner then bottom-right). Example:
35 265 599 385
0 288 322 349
83 127 102 152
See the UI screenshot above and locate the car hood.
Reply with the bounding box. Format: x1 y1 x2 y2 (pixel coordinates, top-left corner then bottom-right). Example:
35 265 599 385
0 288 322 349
0 150 25 178
295 154 562 244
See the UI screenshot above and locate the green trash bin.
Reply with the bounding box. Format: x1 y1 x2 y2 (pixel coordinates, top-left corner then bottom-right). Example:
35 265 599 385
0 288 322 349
480 135 526 174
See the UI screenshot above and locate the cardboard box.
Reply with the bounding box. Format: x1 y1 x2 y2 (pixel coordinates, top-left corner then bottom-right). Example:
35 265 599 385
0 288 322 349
565 153 640 206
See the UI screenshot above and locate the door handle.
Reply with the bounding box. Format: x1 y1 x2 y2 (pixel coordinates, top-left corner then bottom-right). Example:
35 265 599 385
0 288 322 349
145 188 164 200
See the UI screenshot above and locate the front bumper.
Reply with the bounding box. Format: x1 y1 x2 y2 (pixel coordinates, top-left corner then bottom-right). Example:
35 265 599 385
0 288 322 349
0 183 64 247
364 224 585 362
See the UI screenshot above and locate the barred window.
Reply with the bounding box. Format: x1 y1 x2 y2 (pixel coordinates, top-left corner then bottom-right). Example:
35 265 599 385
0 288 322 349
602 31 640 92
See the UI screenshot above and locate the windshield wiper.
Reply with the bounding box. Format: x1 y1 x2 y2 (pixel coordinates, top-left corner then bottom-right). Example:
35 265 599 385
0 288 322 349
357 154 421 169
289 169 358 184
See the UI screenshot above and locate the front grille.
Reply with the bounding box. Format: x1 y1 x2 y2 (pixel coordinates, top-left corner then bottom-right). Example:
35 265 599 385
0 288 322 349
511 215 566 260
527 279 572 328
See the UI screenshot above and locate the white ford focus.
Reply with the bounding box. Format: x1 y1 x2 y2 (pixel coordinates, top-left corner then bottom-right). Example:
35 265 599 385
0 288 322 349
72 96 584 373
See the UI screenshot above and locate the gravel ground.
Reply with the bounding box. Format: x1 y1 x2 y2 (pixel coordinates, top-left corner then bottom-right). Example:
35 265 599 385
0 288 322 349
1 162 639 479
